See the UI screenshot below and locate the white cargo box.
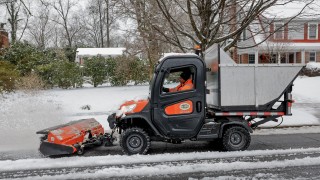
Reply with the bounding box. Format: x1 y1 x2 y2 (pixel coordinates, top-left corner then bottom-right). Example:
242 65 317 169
205 44 304 111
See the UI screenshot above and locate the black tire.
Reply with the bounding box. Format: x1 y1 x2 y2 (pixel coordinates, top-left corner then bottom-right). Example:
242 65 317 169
120 127 150 155
76 146 85 155
222 126 251 151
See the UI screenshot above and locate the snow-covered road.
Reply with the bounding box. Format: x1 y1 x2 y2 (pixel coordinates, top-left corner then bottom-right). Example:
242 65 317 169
2 147 320 179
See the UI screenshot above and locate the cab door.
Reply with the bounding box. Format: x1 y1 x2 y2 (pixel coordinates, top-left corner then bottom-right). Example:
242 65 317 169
151 55 206 139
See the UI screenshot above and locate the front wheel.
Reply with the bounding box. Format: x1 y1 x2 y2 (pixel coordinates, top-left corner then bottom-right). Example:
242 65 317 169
222 126 251 151
120 127 150 155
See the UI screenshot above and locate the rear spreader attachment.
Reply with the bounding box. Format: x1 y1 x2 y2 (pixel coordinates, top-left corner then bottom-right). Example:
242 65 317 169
36 118 115 156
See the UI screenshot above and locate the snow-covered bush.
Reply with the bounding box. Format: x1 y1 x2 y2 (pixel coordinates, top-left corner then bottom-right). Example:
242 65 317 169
36 60 83 89
83 55 149 87
84 56 108 87
0 42 52 76
108 56 149 86
52 60 83 89
300 63 320 77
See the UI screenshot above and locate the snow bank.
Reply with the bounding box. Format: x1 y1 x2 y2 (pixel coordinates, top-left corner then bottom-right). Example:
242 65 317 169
2 148 320 179
32 156 320 179
1 147 320 172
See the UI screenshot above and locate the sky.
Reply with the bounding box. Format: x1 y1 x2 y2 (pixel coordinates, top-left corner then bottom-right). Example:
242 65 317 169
0 0 88 29
0 6 5 23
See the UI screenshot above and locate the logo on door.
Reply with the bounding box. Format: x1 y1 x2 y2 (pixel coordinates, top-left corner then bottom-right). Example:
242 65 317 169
165 100 193 115
180 103 191 111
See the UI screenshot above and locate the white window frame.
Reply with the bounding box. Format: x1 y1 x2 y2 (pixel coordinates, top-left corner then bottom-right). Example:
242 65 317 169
274 23 284 39
248 54 255 64
308 23 318 40
309 51 316 62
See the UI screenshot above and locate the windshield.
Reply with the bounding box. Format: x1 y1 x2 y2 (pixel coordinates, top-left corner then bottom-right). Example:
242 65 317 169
148 62 161 99
148 72 157 99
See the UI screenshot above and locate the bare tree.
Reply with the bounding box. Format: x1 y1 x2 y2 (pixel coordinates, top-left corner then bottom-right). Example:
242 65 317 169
121 0 167 78
1 0 31 43
5 0 21 43
50 0 80 48
26 1 53 49
83 0 120 47
154 0 314 53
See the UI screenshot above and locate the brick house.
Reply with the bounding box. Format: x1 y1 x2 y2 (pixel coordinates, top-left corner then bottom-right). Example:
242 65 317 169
0 23 9 49
236 2 320 64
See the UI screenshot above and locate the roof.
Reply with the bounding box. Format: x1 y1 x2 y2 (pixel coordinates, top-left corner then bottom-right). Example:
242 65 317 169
76 48 126 57
238 41 320 54
263 1 320 20
159 53 199 62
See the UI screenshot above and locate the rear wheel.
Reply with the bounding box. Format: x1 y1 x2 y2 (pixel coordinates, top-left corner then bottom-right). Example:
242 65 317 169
120 127 150 155
222 126 251 151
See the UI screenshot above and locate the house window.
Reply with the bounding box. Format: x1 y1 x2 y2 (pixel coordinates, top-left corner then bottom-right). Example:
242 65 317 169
308 23 318 39
248 54 255 64
271 54 277 63
274 23 284 39
309 52 316 62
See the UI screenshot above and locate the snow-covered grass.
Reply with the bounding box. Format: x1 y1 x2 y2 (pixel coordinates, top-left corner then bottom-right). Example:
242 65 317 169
0 76 319 152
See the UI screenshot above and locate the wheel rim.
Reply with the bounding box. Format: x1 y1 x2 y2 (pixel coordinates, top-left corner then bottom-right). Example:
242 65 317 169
229 132 244 147
127 134 143 152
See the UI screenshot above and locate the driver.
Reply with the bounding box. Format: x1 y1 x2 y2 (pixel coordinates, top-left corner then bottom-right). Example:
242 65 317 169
163 72 193 92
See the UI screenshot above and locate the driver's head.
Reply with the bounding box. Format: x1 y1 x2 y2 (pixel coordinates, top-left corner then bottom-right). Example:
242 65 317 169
179 72 191 83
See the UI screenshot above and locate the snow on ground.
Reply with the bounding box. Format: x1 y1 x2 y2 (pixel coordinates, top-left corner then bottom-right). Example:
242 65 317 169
0 76 319 152
28 156 320 179
293 76 320 103
1 147 320 179
0 86 148 152
1 147 319 172
0 92 67 152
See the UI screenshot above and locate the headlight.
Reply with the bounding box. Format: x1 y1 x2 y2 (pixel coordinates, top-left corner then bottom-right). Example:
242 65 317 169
121 104 137 114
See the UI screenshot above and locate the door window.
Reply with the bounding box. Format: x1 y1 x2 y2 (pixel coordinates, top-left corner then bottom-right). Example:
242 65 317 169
161 66 196 94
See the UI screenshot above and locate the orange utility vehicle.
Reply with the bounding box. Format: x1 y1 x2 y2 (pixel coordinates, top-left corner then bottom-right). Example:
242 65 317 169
37 44 303 156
